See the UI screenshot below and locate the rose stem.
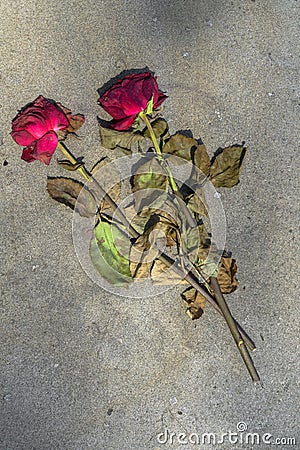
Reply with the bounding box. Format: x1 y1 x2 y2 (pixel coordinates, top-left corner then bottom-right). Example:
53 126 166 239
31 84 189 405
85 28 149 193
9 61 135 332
56 141 256 353
139 111 196 229
139 112 180 193
138 114 259 374
58 142 138 235
158 254 256 352
210 277 260 382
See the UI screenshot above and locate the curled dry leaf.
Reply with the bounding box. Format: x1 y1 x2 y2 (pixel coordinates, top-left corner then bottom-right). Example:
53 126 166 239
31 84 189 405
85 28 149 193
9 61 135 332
186 223 211 255
56 102 85 138
195 245 223 280
216 256 239 293
145 211 179 247
130 211 179 280
186 188 208 216
193 231 223 280
181 286 206 319
150 259 189 285
47 177 96 217
130 231 159 280
122 204 150 235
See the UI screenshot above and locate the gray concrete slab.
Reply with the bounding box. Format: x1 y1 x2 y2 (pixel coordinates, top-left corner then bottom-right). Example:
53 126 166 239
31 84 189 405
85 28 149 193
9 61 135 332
0 1 299 449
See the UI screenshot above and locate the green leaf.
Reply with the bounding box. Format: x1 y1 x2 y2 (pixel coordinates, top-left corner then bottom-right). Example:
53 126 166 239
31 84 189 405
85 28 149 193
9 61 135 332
209 145 247 188
99 123 144 153
90 219 132 286
47 177 96 217
132 154 168 210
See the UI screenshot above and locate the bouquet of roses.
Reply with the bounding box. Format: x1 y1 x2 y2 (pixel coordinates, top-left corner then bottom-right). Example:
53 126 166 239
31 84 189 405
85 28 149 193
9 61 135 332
11 70 259 382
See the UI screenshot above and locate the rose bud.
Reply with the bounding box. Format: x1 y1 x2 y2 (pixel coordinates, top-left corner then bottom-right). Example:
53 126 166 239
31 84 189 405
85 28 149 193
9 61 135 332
98 72 167 131
11 95 84 165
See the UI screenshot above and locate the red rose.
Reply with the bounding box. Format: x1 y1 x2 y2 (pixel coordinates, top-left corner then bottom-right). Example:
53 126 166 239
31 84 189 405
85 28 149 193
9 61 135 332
11 96 85 165
98 72 167 130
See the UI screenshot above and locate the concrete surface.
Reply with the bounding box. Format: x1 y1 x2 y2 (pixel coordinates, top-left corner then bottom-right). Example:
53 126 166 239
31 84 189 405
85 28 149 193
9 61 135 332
0 1 299 449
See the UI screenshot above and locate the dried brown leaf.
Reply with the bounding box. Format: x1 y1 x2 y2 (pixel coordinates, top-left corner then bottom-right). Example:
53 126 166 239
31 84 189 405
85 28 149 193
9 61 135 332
130 232 158 280
193 144 210 177
150 259 188 285
90 157 121 211
130 211 179 280
163 133 198 162
56 103 85 137
67 114 85 133
143 118 169 140
186 189 208 216
99 123 144 153
210 145 247 188
163 134 210 182
132 154 168 210
47 177 96 217
181 286 206 319
216 256 239 293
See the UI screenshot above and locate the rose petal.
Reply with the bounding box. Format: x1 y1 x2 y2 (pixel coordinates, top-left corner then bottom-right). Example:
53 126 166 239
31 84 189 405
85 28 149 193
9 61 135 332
35 130 58 155
12 110 47 129
23 115 49 139
11 129 35 146
109 115 137 131
41 100 69 131
155 92 168 108
98 103 128 119
141 74 157 104
14 97 69 134
125 77 148 110
98 72 167 124
119 90 144 116
36 152 53 165
33 95 46 107
21 146 36 163
99 90 127 118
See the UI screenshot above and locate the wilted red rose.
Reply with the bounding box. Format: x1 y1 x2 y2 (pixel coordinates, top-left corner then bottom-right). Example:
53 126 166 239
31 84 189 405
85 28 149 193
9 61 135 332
98 72 167 130
11 96 85 165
